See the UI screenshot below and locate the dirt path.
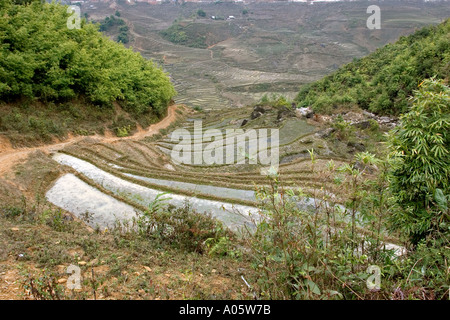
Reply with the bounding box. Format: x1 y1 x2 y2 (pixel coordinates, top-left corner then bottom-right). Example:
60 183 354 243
207 38 232 60
0 104 181 177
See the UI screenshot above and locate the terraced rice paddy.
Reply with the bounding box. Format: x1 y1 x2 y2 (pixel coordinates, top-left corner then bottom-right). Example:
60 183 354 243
44 105 355 233
123 173 257 203
48 153 260 231
43 0 420 230
46 173 138 229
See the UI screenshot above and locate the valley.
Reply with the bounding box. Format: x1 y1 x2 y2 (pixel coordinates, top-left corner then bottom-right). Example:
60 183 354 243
0 0 449 301
86 0 450 109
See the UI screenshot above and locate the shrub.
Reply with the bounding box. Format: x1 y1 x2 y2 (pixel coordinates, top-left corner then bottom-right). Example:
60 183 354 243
331 115 355 141
242 152 398 300
197 9 206 17
135 195 234 254
388 78 450 245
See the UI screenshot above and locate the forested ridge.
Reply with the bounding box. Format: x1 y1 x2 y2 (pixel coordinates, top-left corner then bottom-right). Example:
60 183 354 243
296 19 450 115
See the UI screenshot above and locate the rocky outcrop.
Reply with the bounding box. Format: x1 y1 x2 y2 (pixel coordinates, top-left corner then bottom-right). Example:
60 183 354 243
347 141 365 152
350 111 398 129
296 108 398 128
295 107 314 119
277 106 295 121
315 127 336 138
250 105 270 120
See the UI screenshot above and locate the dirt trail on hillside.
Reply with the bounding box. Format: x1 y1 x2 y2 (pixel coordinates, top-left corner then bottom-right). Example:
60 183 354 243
0 104 181 177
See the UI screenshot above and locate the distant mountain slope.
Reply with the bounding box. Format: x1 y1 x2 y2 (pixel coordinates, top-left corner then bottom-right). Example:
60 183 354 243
295 19 450 115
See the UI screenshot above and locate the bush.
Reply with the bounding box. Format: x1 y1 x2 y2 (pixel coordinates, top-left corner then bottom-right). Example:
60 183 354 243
241 144 449 300
257 94 291 109
135 195 234 254
197 9 206 18
117 32 129 44
388 78 450 245
242 152 399 300
160 23 188 45
331 115 355 141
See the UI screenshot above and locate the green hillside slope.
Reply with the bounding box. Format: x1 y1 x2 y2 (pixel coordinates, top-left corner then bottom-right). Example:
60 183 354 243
0 0 176 145
295 19 450 115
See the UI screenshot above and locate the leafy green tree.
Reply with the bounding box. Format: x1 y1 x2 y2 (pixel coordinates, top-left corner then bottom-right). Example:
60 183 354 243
388 78 450 245
196 9 206 18
117 32 129 44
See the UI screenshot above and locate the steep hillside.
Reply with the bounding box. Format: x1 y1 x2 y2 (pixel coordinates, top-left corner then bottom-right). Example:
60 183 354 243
295 19 450 115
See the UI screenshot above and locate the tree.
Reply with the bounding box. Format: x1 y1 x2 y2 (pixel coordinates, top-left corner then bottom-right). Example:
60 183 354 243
0 1 176 115
197 9 206 18
388 78 450 245
117 32 129 44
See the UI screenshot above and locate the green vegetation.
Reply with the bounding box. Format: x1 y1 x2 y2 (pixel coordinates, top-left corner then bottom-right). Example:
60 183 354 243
160 23 189 45
160 19 241 49
0 100 111 145
259 94 291 109
135 195 234 255
245 79 450 299
299 79 449 300
160 22 206 49
98 14 129 44
116 26 130 44
244 154 392 299
244 147 448 299
0 1 176 116
388 78 450 245
296 19 450 115
98 14 126 32
196 9 206 18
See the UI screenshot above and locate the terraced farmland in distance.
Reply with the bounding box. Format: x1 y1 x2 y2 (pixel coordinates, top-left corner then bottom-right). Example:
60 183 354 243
85 0 450 110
